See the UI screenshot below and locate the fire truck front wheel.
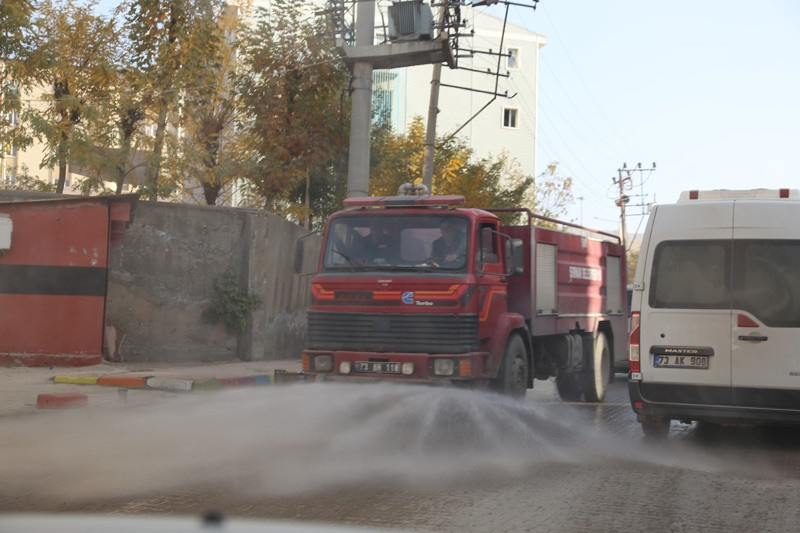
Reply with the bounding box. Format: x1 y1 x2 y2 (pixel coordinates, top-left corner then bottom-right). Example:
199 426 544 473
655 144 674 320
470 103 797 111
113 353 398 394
493 334 528 399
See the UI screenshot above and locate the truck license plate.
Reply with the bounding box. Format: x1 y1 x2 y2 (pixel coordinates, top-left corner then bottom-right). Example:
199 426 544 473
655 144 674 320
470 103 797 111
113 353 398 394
354 361 402 374
653 355 709 369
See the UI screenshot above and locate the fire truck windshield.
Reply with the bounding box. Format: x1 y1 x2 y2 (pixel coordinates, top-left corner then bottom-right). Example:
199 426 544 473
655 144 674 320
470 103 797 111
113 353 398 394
322 214 470 272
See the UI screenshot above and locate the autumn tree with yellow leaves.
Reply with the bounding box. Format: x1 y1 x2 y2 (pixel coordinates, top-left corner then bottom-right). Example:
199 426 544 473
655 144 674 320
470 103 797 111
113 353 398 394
370 117 573 223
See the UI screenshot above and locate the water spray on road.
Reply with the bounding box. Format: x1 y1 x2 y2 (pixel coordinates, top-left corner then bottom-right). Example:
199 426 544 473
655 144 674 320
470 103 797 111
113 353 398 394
0 383 775 503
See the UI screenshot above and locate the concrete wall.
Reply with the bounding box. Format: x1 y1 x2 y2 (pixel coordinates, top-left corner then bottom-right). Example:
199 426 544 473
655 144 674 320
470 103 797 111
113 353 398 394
106 202 320 363
0 190 321 363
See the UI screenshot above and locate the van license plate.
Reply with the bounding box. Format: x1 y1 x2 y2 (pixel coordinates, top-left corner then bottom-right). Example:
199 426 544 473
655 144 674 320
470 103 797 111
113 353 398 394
653 355 709 369
354 361 402 374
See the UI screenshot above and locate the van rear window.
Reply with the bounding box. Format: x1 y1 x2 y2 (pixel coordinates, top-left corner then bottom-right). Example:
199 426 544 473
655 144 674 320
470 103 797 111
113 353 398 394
649 241 730 309
650 239 800 327
734 240 800 327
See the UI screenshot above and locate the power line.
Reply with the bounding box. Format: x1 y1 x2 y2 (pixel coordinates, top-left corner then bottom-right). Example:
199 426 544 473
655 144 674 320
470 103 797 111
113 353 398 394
540 7 642 159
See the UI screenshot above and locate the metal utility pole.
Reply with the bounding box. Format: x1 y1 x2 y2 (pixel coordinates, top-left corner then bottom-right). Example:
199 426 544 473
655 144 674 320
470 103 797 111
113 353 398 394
345 0 376 198
614 162 656 250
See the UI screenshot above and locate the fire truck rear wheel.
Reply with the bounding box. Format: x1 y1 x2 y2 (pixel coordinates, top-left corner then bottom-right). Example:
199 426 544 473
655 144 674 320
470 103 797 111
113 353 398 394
582 332 610 403
494 334 528 399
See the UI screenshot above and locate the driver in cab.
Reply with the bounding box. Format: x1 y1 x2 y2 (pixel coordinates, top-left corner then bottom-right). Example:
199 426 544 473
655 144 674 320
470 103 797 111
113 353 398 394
431 220 466 267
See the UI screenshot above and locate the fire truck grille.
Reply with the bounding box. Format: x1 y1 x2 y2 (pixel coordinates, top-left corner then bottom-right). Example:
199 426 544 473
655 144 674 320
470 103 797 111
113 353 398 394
307 311 479 353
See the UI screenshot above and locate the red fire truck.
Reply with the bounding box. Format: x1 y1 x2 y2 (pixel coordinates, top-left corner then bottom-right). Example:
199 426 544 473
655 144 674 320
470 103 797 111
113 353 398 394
301 188 628 401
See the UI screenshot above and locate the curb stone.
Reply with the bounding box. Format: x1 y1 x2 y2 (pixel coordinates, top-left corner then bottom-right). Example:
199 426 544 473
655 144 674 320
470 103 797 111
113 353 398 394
50 369 301 393
37 392 88 409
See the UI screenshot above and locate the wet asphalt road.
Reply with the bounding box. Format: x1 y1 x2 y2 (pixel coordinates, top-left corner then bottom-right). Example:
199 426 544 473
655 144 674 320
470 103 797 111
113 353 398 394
3 376 800 532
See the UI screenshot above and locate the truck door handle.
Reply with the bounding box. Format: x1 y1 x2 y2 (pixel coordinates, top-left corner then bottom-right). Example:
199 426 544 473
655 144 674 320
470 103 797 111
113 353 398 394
738 334 768 342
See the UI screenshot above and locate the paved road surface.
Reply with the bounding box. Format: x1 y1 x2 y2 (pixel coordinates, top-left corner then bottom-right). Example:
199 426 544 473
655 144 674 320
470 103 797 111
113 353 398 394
2 375 799 532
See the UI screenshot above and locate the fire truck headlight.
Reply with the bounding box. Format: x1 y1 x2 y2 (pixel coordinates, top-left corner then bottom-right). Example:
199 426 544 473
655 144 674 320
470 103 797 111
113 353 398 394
433 359 455 376
339 361 352 374
314 354 333 372
401 362 414 375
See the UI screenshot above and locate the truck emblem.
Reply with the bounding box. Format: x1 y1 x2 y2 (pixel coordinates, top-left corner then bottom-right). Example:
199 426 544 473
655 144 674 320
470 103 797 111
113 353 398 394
402 291 414 304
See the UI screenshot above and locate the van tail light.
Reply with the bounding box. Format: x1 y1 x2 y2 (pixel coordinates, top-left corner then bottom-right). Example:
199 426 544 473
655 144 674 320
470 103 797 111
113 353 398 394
629 312 641 373
688 190 699 200
780 188 790 198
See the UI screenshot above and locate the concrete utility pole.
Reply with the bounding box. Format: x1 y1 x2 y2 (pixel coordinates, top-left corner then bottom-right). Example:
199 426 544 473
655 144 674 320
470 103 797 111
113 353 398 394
421 4 450 191
346 0 376 198
613 172 631 251
421 62 442 191
332 0 453 197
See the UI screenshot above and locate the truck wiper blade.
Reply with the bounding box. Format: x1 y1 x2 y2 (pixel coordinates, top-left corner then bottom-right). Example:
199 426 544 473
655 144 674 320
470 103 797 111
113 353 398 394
333 249 358 272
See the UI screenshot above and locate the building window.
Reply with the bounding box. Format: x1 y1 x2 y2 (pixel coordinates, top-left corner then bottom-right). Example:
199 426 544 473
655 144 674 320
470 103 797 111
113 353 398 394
507 48 519 70
372 70 398 126
503 107 519 129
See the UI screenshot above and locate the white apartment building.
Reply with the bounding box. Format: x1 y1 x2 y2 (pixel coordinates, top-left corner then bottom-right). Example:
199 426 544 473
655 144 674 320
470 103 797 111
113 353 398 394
375 10 546 177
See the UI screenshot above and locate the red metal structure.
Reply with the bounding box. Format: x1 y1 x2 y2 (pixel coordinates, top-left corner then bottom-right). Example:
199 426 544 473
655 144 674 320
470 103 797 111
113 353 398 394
0 195 136 367
301 193 628 401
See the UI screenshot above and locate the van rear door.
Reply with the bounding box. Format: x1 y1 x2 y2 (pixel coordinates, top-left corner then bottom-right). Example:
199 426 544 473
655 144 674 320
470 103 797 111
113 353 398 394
639 203 733 405
731 201 800 409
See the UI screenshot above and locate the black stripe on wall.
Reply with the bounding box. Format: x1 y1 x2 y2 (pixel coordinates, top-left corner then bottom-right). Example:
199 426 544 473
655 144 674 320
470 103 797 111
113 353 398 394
0 264 107 296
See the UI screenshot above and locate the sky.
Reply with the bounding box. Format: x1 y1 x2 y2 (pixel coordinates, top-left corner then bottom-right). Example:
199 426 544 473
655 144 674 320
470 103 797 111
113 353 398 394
488 0 800 235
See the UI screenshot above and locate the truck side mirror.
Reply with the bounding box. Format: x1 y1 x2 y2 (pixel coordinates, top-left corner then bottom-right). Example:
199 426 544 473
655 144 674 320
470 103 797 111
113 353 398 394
506 238 524 275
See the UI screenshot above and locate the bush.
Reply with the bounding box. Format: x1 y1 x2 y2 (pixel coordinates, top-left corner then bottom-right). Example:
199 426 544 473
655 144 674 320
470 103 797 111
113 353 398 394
203 269 262 334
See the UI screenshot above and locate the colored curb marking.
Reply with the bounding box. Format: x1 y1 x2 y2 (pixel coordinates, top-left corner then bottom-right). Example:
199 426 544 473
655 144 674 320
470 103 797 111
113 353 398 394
193 379 221 391
219 376 257 388
37 392 88 409
54 375 98 385
146 377 193 392
97 376 148 388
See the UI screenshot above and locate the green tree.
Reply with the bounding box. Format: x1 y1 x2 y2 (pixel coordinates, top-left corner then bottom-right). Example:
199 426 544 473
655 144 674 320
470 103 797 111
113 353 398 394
125 0 225 201
627 247 639 282
176 3 244 205
0 0 36 178
23 0 117 194
529 161 575 223
236 0 349 219
68 10 154 196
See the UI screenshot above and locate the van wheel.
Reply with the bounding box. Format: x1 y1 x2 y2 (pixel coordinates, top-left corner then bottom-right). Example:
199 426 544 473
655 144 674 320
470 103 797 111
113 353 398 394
641 416 670 439
493 334 528 399
556 372 582 402
582 332 610 403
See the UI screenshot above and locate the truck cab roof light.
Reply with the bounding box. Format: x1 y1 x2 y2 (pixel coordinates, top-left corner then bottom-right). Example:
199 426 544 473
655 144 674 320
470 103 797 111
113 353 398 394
343 195 466 208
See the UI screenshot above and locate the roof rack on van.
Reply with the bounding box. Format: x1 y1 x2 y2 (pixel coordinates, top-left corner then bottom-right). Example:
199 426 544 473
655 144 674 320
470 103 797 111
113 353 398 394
678 188 799 202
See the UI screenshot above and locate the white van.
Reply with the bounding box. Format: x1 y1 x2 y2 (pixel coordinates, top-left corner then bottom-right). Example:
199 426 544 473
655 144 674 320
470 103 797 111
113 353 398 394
628 189 800 437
